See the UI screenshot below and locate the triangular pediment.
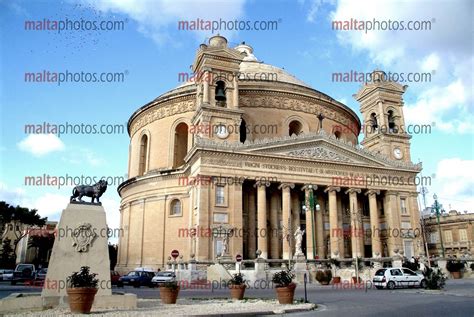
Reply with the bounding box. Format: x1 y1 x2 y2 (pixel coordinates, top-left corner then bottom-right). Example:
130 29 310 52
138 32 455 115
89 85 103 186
247 138 385 167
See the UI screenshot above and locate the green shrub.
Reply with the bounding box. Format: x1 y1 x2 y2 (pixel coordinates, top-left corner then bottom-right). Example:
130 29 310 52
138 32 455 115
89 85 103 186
315 269 332 284
272 270 295 288
423 267 446 289
229 273 246 286
446 260 465 272
66 266 98 289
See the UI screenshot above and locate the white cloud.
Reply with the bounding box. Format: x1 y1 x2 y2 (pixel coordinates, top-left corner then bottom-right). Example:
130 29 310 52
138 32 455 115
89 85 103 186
0 182 30 207
80 0 247 44
420 53 440 73
61 148 105 167
101 198 121 243
34 193 69 218
18 134 65 157
329 0 473 134
431 158 474 213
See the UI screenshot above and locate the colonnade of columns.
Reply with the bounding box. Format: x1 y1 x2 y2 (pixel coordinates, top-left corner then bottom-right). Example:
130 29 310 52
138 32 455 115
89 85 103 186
244 182 408 260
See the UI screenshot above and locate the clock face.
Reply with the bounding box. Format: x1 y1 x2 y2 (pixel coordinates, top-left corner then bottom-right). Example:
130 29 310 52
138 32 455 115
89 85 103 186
393 148 403 159
215 124 229 139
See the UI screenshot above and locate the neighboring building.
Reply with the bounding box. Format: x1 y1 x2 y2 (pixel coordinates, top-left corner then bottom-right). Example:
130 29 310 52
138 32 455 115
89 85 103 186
1 221 56 265
424 210 474 258
117 35 423 271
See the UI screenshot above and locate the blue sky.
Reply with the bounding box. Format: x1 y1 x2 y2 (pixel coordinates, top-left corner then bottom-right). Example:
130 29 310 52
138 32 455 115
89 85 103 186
1 0 472 235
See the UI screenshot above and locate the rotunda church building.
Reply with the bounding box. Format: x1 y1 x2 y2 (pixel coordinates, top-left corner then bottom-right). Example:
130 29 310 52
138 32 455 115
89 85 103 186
117 35 422 271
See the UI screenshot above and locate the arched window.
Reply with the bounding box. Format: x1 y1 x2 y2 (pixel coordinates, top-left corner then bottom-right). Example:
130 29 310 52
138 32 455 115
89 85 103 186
289 120 302 136
334 131 341 139
170 199 182 216
370 113 378 132
173 123 188 168
138 134 148 176
387 110 398 133
239 119 247 143
215 81 226 107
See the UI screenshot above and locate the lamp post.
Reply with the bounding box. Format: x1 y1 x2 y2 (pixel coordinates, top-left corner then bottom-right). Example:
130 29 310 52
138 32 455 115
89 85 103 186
432 194 445 258
303 185 319 259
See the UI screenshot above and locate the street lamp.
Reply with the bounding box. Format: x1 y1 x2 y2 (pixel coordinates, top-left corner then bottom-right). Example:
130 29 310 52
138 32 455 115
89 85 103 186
432 194 445 258
303 185 319 259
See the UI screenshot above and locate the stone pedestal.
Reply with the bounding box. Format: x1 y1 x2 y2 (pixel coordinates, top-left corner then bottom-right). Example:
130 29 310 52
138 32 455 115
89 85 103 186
42 203 111 298
293 255 310 283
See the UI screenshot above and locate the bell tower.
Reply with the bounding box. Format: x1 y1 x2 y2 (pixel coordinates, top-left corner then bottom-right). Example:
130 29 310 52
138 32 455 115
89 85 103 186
191 35 245 142
354 70 412 162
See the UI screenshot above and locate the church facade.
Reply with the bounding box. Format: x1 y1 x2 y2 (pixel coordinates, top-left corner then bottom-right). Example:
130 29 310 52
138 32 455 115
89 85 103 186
116 35 423 271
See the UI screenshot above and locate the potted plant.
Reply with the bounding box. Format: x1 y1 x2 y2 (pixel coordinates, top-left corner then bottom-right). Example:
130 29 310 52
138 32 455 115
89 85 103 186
423 267 447 289
272 269 296 304
329 258 341 284
66 266 99 314
159 280 180 304
315 269 332 285
228 273 247 300
446 260 465 279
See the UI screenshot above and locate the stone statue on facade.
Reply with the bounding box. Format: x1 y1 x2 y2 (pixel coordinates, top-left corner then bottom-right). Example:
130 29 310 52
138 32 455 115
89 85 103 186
294 227 305 256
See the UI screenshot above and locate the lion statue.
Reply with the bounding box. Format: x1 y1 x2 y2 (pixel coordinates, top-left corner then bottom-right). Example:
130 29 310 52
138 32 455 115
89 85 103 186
70 179 108 204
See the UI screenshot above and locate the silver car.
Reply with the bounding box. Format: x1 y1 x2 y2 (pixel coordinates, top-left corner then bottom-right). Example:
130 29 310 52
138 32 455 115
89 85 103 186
151 272 176 286
0 269 13 281
373 267 427 290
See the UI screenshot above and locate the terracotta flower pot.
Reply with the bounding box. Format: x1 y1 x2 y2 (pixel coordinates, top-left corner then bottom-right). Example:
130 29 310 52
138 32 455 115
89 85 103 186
229 284 247 300
66 287 97 314
451 271 462 279
275 283 296 304
332 276 341 284
352 276 362 284
160 285 180 304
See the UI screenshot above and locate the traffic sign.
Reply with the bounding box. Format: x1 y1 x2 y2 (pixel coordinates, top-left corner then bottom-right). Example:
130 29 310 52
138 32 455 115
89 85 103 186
171 249 179 259
236 254 243 262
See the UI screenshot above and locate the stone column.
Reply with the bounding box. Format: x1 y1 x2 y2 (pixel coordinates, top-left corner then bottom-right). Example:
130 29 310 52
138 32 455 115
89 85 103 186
232 180 244 257
302 185 317 259
248 189 257 259
196 181 211 260
203 68 210 103
316 193 325 258
325 186 340 258
255 181 270 259
270 191 280 259
384 191 403 256
346 188 362 258
409 192 422 256
232 75 239 109
366 190 382 257
279 183 294 260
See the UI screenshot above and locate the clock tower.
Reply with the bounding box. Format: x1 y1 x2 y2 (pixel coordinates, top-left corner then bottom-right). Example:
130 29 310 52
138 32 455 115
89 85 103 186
354 70 412 162
191 35 245 143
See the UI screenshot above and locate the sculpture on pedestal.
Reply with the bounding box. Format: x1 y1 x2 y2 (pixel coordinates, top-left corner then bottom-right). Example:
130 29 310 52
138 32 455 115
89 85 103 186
70 180 108 204
294 227 305 256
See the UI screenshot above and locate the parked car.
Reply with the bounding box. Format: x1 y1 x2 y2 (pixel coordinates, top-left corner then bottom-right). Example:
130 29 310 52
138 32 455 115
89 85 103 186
118 270 155 287
0 269 14 281
2 270 14 281
373 267 427 290
11 264 36 285
111 271 121 286
151 271 176 286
